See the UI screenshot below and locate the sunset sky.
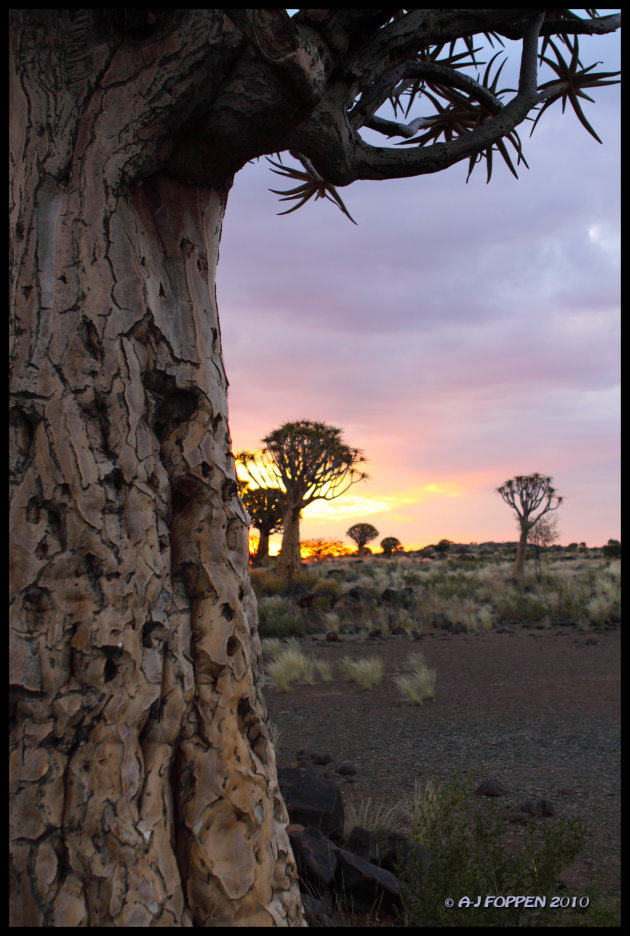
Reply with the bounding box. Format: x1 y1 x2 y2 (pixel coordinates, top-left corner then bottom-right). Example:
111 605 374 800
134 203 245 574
216 23 620 553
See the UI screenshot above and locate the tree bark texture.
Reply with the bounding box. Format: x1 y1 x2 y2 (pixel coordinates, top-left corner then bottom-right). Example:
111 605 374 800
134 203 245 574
254 531 271 565
10 13 303 927
513 523 531 580
276 508 303 580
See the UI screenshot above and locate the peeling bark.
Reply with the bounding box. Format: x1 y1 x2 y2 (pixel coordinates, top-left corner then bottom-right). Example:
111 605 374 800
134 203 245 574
10 13 303 926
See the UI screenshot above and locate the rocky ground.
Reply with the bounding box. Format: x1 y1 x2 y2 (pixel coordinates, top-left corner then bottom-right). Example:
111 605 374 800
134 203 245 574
263 620 621 925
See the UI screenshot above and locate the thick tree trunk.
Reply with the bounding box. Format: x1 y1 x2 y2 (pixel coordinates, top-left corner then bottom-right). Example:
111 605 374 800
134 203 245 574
513 523 530 580
254 530 271 564
9 22 303 928
276 508 302 580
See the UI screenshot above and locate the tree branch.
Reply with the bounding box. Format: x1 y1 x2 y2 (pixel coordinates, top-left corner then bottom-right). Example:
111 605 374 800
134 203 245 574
336 13 546 182
402 60 505 114
498 11 621 41
347 10 540 86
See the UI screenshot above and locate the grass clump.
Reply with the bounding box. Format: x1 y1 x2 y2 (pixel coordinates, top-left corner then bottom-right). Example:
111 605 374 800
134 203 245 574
344 795 408 843
398 773 619 927
340 655 384 691
265 645 309 692
394 653 436 705
262 638 333 691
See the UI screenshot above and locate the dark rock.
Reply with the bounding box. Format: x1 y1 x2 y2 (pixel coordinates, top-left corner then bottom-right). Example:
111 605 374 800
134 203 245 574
379 831 431 876
508 811 530 824
347 826 380 864
277 766 344 841
333 587 377 613
335 847 401 912
474 779 508 797
325 631 339 642
381 587 414 609
336 763 358 776
310 751 335 765
301 892 334 927
520 798 555 817
288 824 338 889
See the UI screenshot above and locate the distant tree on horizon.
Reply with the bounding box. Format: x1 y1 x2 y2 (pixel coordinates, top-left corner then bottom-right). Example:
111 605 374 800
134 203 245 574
300 539 351 561
239 421 367 578
240 485 286 564
347 522 380 554
602 538 621 558
497 474 563 578
381 536 403 557
434 539 453 555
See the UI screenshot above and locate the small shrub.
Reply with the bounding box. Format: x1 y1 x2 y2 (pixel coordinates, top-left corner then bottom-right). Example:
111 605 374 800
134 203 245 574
258 601 302 638
251 569 288 598
399 773 619 927
312 578 341 600
321 610 340 634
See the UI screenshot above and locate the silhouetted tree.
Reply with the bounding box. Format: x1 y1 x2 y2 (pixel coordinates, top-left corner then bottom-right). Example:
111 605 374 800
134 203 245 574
240 421 367 578
241 485 286 563
381 536 402 557
10 8 619 926
434 539 453 555
497 474 562 578
347 522 379 554
602 538 621 558
300 539 350 561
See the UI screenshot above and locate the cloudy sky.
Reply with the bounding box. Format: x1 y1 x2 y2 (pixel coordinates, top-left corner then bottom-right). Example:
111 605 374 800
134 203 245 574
216 22 620 552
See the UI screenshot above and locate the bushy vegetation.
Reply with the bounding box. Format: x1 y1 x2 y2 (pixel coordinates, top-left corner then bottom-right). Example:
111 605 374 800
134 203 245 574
398 774 620 927
253 551 620 639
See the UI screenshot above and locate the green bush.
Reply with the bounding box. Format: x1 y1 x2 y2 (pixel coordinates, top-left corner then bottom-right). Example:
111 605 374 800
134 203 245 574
257 603 302 638
398 774 619 927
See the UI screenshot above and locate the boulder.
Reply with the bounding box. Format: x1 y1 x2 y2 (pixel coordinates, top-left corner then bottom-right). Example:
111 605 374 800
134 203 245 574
288 824 338 889
277 767 344 841
379 831 432 876
347 826 380 864
520 798 556 817
474 779 508 797
335 847 401 911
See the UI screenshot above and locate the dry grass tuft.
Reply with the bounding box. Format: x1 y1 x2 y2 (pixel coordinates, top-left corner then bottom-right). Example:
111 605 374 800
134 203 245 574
394 652 436 705
340 655 384 691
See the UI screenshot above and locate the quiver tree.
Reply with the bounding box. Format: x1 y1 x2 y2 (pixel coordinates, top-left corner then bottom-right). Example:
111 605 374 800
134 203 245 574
240 485 286 564
381 536 402 557
347 523 380 555
9 8 619 927
240 421 367 579
497 474 563 579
